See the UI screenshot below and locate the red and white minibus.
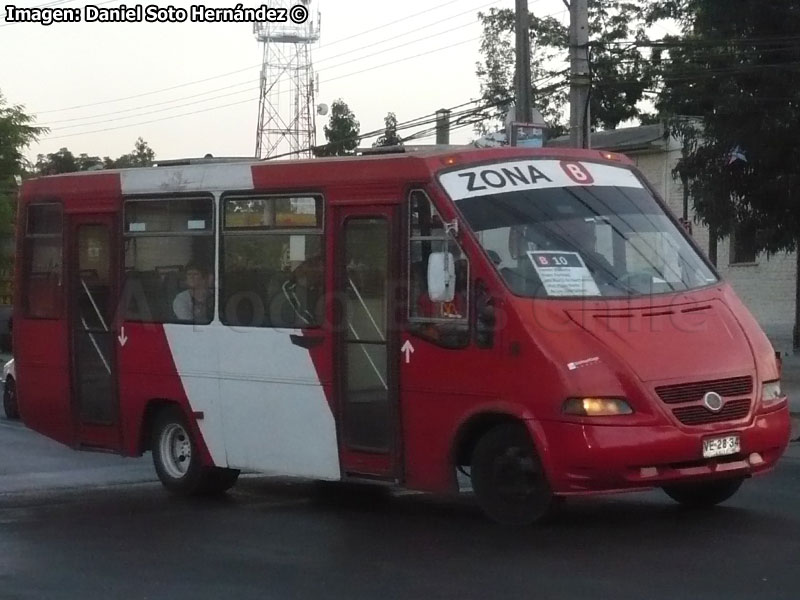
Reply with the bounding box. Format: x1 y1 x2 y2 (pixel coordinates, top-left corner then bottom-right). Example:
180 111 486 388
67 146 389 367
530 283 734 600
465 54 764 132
13 147 790 523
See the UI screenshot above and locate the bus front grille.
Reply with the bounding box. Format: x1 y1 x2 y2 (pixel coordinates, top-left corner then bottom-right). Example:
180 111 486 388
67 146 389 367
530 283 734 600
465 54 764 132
672 398 752 426
655 376 753 404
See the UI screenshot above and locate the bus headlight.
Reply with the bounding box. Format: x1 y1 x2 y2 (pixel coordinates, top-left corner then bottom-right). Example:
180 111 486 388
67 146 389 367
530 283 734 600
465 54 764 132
761 380 785 408
562 397 633 416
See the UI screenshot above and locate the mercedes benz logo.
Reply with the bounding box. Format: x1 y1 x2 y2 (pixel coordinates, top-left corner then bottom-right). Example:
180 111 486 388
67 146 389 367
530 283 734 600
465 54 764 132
703 391 724 412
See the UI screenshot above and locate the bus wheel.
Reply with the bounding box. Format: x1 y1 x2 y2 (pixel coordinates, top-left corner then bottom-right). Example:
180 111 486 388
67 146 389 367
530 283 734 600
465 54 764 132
3 376 18 420
151 407 239 495
662 478 744 508
470 423 558 525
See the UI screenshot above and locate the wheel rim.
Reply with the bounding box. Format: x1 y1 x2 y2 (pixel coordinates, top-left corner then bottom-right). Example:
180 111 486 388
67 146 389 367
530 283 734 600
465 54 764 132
491 445 540 499
159 423 192 479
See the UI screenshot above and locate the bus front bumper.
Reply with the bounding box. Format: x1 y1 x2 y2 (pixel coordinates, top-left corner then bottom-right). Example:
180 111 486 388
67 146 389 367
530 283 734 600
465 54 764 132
536 407 791 495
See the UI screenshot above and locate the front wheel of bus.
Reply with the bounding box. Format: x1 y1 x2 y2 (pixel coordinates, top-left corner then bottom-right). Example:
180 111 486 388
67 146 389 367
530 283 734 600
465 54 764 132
152 407 239 495
662 477 744 508
471 423 558 525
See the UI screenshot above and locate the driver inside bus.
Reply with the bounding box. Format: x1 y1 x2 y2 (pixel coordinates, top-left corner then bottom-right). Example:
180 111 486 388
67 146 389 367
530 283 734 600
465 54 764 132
172 261 214 323
541 218 620 283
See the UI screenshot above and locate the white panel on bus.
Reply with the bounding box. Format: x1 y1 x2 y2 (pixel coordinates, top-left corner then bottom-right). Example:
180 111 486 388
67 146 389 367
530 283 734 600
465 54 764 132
120 163 255 195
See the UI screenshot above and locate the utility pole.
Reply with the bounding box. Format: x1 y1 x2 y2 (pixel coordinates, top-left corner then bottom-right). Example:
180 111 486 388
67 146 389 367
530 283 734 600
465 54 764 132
569 0 590 148
514 0 533 125
435 109 451 145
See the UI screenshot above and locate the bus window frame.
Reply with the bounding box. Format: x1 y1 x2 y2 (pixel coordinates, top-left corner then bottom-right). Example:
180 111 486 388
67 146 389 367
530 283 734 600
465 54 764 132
22 201 65 320
406 188 471 349
219 192 325 330
122 193 217 325
432 157 721 302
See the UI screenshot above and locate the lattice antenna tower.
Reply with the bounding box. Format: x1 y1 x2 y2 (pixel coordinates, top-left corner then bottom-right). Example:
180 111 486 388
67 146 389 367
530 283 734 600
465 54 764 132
254 0 320 159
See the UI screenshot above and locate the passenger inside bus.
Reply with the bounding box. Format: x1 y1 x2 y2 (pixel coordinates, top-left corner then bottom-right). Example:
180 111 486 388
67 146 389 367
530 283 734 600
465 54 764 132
541 218 620 281
172 261 214 323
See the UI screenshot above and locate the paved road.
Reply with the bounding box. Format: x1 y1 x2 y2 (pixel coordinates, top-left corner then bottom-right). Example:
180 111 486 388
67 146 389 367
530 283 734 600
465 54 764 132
2 417 800 600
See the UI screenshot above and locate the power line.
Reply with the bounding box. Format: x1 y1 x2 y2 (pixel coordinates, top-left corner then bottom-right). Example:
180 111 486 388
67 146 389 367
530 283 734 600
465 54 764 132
34 0 566 129
596 36 800 48
43 16 492 130
44 36 484 140
32 0 504 114
270 80 568 161
38 0 571 130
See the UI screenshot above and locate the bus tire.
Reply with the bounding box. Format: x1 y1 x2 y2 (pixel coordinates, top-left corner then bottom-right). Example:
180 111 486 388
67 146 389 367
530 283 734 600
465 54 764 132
470 423 558 525
151 406 239 495
3 376 18 420
662 477 744 508
202 467 241 495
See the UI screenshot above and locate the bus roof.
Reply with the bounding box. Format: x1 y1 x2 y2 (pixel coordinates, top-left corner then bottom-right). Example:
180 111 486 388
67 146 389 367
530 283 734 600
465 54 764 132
19 147 635 209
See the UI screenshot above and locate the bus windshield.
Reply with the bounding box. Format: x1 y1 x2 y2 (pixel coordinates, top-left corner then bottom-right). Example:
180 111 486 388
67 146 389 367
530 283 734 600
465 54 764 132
439 160 717 298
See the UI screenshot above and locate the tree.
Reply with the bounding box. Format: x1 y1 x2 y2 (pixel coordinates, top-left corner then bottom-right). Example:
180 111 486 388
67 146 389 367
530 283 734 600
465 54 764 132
35 148 103 175
314 99 360 157
106 137 155 168
651 0 800 347
35 138 155 175
475 2 654 136
0 94 46 225
373 112 403 148
0 91 47 305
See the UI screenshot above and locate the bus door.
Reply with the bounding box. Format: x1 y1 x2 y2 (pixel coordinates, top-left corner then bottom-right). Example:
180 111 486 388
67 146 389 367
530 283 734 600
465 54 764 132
334 206 401 480
68 214 121 450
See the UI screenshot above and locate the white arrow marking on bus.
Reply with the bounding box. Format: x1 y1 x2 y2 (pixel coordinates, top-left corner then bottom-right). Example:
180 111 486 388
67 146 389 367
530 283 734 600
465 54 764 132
118 326 128 347
401 340 415 364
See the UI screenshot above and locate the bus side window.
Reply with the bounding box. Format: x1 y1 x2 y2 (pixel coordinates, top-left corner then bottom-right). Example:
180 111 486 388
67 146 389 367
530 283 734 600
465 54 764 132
23 203 64 319
407 190 469 348
122 197 215 325
220 195 324 329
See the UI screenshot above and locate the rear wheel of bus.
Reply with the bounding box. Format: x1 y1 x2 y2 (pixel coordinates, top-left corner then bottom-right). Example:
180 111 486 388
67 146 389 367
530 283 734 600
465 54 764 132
662 477 744 508
470 423 559 525
151 406 239 496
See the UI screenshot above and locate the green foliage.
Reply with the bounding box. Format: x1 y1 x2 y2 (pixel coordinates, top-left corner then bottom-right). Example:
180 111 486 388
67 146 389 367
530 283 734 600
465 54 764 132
373 112 403 148
475 7 567 135
35 148 103 174
653 0 800 254
0 90 46 302
475 1 653 136
0 91 47 235
314 99 360 157
107 137 156 168
34 138 156 175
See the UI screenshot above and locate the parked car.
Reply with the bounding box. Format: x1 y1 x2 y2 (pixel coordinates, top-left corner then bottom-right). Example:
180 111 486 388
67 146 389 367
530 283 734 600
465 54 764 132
2 357 17 419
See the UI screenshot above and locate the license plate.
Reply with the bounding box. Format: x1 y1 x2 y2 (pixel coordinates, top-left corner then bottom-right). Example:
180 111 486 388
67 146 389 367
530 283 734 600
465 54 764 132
702 435 741 458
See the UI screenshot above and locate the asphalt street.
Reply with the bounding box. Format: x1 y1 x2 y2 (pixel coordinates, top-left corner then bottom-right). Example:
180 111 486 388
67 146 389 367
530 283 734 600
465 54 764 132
2 410 800 600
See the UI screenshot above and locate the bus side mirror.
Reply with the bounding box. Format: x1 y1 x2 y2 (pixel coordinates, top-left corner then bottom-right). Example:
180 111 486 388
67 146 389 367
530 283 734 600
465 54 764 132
474 280 495 349
427 252 455 302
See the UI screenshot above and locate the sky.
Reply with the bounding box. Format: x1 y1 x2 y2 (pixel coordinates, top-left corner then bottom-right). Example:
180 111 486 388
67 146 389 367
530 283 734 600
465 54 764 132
0 0 571 164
